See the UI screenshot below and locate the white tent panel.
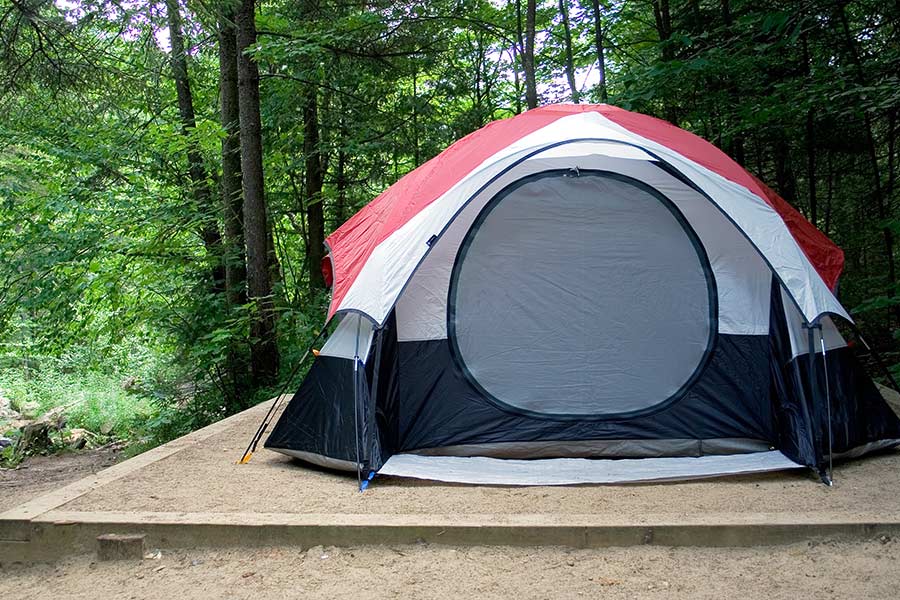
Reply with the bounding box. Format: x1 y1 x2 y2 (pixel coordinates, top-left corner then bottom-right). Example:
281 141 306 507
378 451 801 485
318 313 375 362
781 287 847 359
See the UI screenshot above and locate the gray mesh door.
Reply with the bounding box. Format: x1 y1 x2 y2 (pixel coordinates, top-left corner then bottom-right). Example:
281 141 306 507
448 170 716 418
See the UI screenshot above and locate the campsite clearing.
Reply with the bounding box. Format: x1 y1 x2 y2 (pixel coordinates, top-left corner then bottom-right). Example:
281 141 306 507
3 395 900 562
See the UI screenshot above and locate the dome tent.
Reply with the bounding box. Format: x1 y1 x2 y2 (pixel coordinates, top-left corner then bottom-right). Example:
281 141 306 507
263 104 900 486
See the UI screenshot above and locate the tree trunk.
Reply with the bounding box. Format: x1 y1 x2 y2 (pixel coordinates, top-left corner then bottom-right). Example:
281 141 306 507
801 33 817 225
412 66 420 166
336 143 347 226
218 4 245 309
558 0 579 103
523 0 538 109
650 0 677 123
589 0 608 103
236 0 279 382
721 0 732 26
774 136 797 205
218 0 249 407
164 0 224 291
513 0 525 113
651 0 673 61
303 86 326 293
825 150 834 236
805 110 817 225
838 5 897 311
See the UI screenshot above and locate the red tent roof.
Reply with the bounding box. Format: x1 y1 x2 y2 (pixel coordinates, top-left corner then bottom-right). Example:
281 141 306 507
325 104 844 318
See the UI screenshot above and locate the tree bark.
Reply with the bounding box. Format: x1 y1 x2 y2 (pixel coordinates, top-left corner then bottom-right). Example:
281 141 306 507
558 0 578 103
164 0 224 291
838 5 897 312
650 0 677 123
236 0 279 382
303 86 326 293
217 0 249 407
651 0 673 61
523 0 538 109
513 0 525 114
805 110 817 225
412 66 420 166
774 135 798 205
589 0 608 103
218 3 245 309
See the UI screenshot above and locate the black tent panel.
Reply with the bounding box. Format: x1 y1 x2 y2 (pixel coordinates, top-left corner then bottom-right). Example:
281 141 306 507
393 333 775 456
265 355 371 470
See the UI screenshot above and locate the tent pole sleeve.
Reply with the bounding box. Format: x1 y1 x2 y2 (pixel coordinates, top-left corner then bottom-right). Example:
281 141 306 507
820 332 834 484
367 329 385 469
353 317 362 490
804 321 830 485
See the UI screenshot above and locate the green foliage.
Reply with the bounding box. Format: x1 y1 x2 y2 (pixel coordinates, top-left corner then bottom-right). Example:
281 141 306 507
1 0 899 461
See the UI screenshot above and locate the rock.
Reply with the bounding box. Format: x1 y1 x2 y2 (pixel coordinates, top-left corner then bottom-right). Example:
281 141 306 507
4 419 29 433
18 401 40 419
0 397 21 421
306 545 324 560
0 437 12 449
65 428 90 449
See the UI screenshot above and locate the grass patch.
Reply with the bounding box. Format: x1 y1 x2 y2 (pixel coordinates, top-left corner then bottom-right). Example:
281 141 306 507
0 366 159 451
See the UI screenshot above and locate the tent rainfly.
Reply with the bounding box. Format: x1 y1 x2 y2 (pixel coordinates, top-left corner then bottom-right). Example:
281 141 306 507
264 104 900 486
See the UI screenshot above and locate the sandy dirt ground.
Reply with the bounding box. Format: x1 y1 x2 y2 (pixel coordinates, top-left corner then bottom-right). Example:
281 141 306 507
2 538 898 600
55 401 900 522
0 446 121 513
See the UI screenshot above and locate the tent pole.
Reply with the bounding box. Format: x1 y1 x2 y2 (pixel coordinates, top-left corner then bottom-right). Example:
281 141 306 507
854 328 900 393
353 317 363 491
238 326 328 464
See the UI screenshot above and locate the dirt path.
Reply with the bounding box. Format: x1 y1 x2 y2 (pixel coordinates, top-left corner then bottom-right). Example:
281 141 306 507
0 446 121 513
2 537 898 599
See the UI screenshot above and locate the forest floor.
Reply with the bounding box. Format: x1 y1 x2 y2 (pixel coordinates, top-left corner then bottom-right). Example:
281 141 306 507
0 445 121 513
